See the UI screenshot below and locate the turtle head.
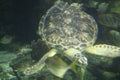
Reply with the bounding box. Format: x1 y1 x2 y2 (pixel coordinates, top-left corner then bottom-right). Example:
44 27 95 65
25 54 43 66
64 48 88 66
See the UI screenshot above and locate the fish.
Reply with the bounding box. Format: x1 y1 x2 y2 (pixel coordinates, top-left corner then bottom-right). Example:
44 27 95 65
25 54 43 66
109 30 120 46
110 1 120 14
97 2 109 13
109 30 120 41
85 44 120 58
0 35 14 44
18 47 32 54
45 56 76 78
98 13 120 29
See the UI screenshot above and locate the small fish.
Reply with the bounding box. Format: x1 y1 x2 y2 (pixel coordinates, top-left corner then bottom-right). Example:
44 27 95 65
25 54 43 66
97 2 109 13
110 1 120 14
85 44 120 58
109 30 120 41
18 47 32 54
109 30 120 46
45 56 76 78
0 35 14 44
98 13 120 29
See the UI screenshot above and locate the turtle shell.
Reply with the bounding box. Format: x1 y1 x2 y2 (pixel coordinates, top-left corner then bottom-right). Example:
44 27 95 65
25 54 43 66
38 1 98 51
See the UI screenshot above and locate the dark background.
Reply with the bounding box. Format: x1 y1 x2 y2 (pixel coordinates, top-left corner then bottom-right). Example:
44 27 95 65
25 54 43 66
0 0 111 43
0 0 54 43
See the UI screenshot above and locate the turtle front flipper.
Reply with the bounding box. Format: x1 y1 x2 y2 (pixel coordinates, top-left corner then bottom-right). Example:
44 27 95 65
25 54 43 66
85 44 120 58
23 49 57 75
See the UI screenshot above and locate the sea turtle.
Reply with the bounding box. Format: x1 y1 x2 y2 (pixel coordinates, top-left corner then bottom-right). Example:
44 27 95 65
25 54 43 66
37 0 98 63
23 0 120 79
38 1 98 51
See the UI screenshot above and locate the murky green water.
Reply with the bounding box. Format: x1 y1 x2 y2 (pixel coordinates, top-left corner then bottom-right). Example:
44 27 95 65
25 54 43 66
0 0 120 80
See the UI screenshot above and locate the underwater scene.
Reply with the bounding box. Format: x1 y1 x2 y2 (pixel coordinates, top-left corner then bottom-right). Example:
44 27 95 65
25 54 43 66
0 0 120 80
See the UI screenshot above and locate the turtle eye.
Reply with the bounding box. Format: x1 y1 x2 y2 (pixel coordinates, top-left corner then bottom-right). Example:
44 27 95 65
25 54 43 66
74 54 77 57
74 54 79 58
73 53 80 61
